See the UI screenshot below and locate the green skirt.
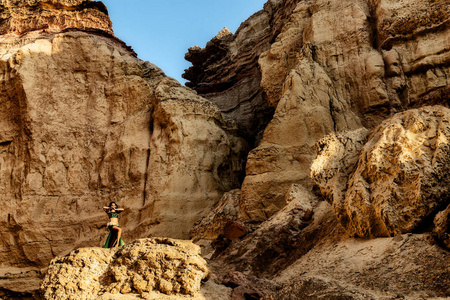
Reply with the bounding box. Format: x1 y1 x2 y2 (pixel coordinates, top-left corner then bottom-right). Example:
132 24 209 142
102 225 125 248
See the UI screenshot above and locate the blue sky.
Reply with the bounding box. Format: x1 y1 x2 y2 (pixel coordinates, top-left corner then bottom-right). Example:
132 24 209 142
103 0 267 84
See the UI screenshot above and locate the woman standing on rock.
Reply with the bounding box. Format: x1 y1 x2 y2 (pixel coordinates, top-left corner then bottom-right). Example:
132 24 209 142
102 202 125 248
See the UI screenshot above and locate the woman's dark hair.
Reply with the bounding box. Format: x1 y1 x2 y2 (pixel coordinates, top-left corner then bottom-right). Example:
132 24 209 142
108 202 118 208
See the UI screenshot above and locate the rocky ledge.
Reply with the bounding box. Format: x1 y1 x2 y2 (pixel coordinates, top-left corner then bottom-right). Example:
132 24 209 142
40 238 209 300
0 0 112 36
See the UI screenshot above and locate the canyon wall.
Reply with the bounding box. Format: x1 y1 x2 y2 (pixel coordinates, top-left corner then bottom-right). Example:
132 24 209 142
185 0 449 224
0 0 245 279
184 0 449 298
0 0 449 298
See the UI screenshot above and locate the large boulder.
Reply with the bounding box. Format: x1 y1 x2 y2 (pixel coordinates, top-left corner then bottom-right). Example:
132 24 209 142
312 106 450 238
41 238 209 299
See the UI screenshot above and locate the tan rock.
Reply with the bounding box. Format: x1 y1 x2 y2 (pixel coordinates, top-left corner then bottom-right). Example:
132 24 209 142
310 128 370 207
276 234 450 299
0 5 245 276
313 106 450 238
40 238 209 299
190 189 243 240
186 0 449 224
433 203 450 250
213 185 336 277
183 0 302 144
240 58 361 222
0 0 113 36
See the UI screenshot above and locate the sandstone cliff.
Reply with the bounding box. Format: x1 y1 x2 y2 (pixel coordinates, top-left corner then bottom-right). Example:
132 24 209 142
185 0 449 298
0 0 246 296
183 0 304 146
1 0 450 298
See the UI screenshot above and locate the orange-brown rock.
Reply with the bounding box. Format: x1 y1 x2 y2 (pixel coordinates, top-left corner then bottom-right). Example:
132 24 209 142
40 238 209 299
313 106 450 238
0 0 112 36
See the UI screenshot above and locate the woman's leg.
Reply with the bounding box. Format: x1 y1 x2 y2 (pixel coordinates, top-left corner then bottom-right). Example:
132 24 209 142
111 226 122 247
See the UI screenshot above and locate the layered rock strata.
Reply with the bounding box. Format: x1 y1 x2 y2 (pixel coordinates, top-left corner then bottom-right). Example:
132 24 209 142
41 238 209 299
0 0 113 35
183 0 304 145
187 0 450 223
187 0 450 298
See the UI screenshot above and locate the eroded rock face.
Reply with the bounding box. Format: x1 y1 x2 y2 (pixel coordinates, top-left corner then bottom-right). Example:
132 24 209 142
276 234 450 299
240 58 361 221
190 189 243 240
0 2 245 277
310 128 370 208
312 106 450 238
40 238 208 299
212 185 339 277
187 0 449 297
0 0 112 35
183 0 303 144
207 0 449 223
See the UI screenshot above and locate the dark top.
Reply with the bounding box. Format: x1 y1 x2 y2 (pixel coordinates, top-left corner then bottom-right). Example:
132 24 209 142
108 211 119 218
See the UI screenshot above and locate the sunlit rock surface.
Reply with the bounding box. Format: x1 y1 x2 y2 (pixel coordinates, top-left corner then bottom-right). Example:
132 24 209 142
41 238 208 299
0 0 113 35
312 106 450 238
185 0 449 223
0 2 245 294
1 0 449 298
186 0 449 298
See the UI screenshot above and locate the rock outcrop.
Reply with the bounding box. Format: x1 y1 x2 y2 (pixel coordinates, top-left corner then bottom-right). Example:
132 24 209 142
0 0 245 290
0 0 113 35
240 57 361 221
183 0 304 145
186 0 449 224
312 106 450 238
1 0 450 298
185 0 449 298
41 238 209 299
190 189 243 241
276 233 450 299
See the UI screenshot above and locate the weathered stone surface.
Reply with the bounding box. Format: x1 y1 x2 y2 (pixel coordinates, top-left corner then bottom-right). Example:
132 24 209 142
0 267 42 299
183 0 303 144
40 238 209 299
240 58 361 222
310 128 370 208
193 0 449 298
190 189 243 240
213 0 449 223
312 106 450 238
0 0 113 36
213 185 339 277
433 203 450 250
0 1 245 281
2 0 450 298
276 234 450 299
